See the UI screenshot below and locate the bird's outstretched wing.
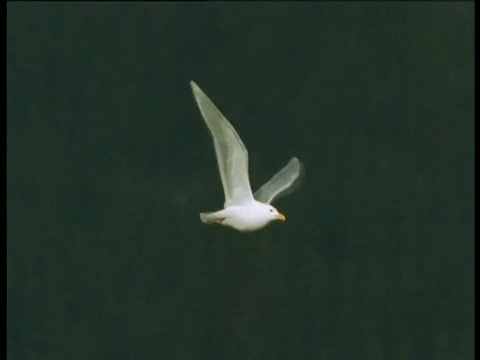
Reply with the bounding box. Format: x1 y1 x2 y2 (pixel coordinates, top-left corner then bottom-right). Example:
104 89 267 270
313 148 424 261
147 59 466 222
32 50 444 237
254 157 304 204
191 81 254 207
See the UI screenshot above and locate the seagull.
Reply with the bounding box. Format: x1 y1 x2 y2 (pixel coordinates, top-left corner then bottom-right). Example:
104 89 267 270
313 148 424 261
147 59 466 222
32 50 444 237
191 81 304 232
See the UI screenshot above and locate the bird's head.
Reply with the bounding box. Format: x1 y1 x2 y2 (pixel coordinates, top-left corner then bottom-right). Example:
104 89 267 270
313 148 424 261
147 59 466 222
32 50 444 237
264 204 286 222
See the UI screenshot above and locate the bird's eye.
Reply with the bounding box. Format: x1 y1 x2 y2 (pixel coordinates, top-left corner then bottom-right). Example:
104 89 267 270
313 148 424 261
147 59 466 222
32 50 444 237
269 209 273 212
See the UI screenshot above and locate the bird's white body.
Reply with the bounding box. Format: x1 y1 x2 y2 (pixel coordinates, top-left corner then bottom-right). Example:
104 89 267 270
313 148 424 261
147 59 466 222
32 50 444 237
190 81 303 232
200 200 285 232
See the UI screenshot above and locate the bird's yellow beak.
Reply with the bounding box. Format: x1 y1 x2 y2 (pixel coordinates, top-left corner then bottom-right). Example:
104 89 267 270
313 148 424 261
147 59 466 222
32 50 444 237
277 213 286 221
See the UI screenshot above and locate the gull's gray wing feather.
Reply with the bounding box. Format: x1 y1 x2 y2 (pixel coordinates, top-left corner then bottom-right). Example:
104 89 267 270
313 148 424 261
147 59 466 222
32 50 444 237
191 81 254 207
254 157 304 204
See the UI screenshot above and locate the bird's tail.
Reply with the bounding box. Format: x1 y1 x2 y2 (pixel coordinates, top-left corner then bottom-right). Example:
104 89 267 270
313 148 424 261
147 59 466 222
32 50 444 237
200 212 224 225
200 212 214 224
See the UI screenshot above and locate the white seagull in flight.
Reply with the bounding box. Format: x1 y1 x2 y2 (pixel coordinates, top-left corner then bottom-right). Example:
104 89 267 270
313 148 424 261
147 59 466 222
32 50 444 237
191 81 304 232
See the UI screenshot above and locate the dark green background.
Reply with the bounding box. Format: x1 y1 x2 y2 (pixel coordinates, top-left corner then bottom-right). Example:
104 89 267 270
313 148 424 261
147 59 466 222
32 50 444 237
7 3 474 359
